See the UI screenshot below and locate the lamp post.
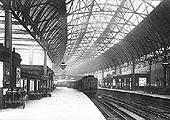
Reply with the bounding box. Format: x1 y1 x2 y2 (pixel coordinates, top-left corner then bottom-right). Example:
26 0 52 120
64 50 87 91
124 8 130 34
148 59 153 87
161 59 170 88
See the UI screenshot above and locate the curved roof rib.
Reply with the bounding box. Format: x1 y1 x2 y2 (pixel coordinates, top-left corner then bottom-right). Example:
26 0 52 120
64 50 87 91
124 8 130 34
65 0 164 75
0 0 67 66
1 0 169 76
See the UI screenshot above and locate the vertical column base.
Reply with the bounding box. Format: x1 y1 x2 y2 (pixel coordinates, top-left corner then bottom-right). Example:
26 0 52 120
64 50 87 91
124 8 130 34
0 87 4 109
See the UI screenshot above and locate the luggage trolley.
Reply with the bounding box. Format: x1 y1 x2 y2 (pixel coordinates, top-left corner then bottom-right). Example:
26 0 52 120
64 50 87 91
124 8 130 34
4 87 27 109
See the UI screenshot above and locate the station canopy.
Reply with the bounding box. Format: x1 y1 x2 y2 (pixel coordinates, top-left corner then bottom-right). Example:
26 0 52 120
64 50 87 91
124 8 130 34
0 0 169 75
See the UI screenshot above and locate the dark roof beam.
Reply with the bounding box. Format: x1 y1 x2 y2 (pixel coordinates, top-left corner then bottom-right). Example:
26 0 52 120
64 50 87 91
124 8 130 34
66 0 95 60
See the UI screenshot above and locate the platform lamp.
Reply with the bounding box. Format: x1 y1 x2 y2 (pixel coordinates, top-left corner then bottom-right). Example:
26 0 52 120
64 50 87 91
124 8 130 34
59 61 67 70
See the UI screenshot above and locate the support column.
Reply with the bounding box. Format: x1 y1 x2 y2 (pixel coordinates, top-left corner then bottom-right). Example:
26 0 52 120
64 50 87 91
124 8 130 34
132 60 136 90
119 66 122 75
119 66 122 88
52 62 54 89
114 66 117 75
44 50 47 87
168 66 170 88
148 59 152 87
163 65 167 88
161 51 169 88
101 69 104 80
27 77 30 93
0 61 3 109
34 79 37 91
101 69 104 87
5 3 13 88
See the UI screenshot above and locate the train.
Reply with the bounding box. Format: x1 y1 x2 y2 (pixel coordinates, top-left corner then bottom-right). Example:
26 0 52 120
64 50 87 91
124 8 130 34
70 75 98 97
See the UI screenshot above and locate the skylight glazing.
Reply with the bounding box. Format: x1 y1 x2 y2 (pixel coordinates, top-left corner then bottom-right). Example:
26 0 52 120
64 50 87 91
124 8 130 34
65 0 162 74
0 8 41 51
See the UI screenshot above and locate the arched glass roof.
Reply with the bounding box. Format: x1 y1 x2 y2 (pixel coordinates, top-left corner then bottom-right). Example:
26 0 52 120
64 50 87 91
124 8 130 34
65 0 162 75
0 0 168 76
0 0 67 66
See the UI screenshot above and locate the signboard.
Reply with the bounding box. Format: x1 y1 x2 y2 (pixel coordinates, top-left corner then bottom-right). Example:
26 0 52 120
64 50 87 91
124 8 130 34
16 67 21 87
41 76 49 80
139 77 147 86
112 79 116 86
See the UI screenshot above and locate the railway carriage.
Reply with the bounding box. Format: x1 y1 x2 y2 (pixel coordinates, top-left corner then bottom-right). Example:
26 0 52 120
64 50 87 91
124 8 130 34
71 75 98 97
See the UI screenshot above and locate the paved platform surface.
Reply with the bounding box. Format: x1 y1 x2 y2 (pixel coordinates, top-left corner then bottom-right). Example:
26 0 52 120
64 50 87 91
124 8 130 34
0 87 106 120
100 87 170 100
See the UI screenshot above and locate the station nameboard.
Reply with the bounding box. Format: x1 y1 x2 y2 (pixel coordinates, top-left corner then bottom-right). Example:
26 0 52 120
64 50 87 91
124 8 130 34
41 76 49 80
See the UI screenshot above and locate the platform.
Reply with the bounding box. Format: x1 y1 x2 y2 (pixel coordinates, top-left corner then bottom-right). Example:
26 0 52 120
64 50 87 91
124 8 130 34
0 87 106 120
99 87 170 100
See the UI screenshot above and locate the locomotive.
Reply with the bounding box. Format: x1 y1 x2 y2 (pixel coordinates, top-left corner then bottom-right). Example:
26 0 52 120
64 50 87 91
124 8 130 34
70 75 98 97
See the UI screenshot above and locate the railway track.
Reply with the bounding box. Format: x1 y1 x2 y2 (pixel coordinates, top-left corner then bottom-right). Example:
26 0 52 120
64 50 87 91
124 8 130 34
91 91 170 120
91 97 137 120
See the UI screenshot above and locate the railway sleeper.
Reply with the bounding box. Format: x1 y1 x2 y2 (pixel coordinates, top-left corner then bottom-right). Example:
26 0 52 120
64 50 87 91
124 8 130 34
105 100 148 120
100 93 170 120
